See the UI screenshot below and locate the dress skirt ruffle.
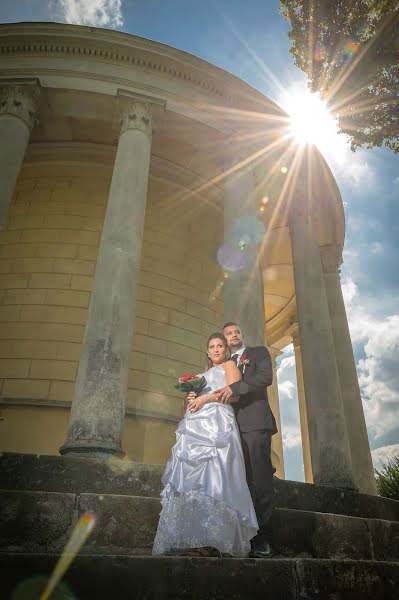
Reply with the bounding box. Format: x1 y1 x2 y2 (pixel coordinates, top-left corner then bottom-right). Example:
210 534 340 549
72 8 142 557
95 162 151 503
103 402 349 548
152 402 258 557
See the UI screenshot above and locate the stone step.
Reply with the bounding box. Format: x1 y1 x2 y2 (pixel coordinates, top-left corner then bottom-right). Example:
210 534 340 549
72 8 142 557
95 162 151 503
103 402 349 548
2 489 399 561
2 553 399 600
2 452 399 521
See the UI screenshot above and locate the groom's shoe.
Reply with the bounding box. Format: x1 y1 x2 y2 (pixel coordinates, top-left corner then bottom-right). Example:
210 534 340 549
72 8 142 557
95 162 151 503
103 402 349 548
248 539 275 558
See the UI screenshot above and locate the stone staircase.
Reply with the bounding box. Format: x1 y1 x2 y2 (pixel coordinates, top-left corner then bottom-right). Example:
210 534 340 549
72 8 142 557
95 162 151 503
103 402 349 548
1 452 399 599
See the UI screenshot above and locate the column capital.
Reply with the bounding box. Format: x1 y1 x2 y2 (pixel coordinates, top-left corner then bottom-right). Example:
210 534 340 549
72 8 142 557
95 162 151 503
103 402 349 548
286 321 300 348
114 90 166 137
0 79 42 130
320 244 342 274
268 346 283 369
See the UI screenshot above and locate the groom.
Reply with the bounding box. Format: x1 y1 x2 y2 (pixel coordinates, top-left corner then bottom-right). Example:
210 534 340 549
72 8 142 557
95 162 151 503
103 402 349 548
215 322 277 558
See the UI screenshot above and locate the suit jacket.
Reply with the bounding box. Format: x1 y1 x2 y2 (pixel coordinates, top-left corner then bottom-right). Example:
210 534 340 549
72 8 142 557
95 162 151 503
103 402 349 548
229 346 277 434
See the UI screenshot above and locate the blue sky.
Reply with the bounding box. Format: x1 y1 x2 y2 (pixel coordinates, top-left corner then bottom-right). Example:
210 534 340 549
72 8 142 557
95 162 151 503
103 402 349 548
1 0 398 481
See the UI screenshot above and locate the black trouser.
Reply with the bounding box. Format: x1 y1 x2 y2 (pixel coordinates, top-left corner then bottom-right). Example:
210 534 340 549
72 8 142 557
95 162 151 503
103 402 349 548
240 429 274 536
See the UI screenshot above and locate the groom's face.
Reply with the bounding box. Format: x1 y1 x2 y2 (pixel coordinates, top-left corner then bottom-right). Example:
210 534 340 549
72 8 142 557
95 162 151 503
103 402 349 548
223 324 243 351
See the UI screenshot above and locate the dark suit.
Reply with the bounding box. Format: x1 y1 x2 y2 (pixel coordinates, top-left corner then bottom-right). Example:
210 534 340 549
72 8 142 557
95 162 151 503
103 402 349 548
230 346 276 534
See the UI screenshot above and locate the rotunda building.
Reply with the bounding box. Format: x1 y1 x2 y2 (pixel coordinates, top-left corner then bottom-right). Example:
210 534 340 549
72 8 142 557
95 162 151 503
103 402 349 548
0 22 375 493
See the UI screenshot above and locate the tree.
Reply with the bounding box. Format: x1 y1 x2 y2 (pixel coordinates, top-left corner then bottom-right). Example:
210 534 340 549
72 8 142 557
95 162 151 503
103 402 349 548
375 455 399 500
280 1 399 153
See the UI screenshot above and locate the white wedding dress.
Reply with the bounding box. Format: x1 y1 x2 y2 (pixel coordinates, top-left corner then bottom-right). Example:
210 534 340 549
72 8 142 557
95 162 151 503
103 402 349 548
152 365 258 557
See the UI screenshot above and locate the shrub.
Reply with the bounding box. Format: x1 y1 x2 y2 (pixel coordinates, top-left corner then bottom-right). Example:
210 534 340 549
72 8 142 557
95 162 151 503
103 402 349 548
375 455 399 500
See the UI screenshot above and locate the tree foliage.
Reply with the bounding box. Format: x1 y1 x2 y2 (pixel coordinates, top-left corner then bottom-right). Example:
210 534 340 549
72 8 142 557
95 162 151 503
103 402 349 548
375 455 399 500
280 1 399 152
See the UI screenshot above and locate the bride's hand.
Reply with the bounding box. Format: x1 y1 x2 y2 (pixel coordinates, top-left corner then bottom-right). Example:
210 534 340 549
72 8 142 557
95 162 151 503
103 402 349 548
188 395 207 413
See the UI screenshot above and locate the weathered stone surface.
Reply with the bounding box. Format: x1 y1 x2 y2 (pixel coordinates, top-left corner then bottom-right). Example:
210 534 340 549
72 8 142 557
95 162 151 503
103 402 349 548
0 452 163 497
3 490 399 562
273 477 399 521
0 553 295 600
0 490 75 552
368 517 399 561
78 493 160 553
2 554 399 600
296 558 399 600
2 453 399 523
272 508 373 560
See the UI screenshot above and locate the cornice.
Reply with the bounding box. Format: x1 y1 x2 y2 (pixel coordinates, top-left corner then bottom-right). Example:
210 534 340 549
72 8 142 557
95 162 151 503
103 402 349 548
0 28 233 103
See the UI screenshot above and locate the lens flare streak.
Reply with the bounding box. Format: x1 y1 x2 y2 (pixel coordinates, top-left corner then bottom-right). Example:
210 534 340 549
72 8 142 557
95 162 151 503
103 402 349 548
39 512 96 600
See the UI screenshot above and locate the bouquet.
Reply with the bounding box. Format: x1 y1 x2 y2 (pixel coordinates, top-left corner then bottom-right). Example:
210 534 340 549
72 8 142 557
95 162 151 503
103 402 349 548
175 374 206 393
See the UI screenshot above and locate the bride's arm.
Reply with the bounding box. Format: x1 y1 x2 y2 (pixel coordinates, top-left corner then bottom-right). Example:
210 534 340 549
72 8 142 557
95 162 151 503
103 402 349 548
188 390 221 413
223 361 241 403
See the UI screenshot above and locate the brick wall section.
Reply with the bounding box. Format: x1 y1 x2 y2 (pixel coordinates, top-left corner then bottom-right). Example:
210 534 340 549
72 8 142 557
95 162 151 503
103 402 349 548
0 164 224 429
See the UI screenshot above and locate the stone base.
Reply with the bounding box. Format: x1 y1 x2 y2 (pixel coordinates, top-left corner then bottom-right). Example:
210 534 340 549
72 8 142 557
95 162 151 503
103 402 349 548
1 452 399 520
1 452 399 599
1 489 399 561
2 554 399 600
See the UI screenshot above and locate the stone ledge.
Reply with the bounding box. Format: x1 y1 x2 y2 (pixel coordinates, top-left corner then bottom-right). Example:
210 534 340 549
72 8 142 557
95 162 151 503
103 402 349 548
1 452 399 521
2 554 399 600
0 490 76 553
2 490 399 561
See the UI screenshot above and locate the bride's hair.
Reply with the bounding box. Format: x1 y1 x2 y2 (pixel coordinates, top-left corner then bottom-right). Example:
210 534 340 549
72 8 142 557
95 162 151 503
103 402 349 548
206 332 230 370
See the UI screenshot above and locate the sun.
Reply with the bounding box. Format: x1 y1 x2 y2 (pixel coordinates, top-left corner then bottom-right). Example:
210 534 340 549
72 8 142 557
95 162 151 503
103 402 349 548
285 89 339 154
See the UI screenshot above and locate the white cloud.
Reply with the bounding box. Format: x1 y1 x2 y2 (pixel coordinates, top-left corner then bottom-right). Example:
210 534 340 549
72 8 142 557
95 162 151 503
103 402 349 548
372 444 399 468
341 276 380 344
282 428 302 449
358 314 399 439
277 347 302 450
394 176 399 184
50 0 123 28
342 276 399 441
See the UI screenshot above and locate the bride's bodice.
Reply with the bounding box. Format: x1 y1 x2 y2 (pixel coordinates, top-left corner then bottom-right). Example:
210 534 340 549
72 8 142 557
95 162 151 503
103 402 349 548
198 365 226 395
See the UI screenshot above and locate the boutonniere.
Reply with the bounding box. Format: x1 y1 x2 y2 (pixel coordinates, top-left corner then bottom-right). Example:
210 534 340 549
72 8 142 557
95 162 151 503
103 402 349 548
238 355 250 374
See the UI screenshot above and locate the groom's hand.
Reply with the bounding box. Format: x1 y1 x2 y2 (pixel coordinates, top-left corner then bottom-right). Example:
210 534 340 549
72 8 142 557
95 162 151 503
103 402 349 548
214 385 234 403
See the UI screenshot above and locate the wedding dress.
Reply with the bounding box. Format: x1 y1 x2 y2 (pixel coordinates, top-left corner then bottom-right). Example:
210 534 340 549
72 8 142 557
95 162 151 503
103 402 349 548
152 365 258 556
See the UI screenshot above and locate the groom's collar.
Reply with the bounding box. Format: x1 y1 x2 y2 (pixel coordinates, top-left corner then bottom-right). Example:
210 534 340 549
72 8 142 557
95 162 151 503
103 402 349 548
232 346 246 358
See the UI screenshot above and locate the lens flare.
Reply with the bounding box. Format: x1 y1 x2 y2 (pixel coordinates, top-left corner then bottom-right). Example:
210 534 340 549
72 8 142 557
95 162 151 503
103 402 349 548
39 513 96 600
11 577 75 600
341 39 360 64
229 216 265 246
217 244 247 272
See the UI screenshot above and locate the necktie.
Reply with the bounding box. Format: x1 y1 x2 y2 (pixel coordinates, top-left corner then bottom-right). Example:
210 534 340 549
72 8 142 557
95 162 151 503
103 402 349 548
231 354 238 364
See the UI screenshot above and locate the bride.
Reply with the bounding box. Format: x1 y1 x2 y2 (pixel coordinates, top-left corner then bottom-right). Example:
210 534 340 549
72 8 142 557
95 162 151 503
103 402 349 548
152 332 258 557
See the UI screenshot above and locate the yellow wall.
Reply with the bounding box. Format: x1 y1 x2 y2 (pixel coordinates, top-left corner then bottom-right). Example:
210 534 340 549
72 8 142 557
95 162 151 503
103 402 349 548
0 405 176 464
0 161 224 462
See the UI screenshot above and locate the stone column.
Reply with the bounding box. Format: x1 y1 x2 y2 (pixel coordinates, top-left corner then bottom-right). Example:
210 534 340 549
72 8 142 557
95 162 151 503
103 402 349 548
223 161 265 346
321 245 376 494
289 213 356 488
222 159 282 474
0 80 41 229
289 324 313 483
268 347 285 479
60 93 164 458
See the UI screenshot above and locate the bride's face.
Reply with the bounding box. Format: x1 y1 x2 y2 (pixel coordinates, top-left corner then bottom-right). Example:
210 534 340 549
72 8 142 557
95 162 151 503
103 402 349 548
208 338 226 365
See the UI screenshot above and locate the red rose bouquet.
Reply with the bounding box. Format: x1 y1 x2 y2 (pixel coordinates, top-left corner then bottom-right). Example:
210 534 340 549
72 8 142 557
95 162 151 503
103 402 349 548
175 374 206 393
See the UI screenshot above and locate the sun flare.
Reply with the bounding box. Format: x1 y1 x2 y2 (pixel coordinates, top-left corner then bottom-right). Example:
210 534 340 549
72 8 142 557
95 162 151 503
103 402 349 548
286 90 339 154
